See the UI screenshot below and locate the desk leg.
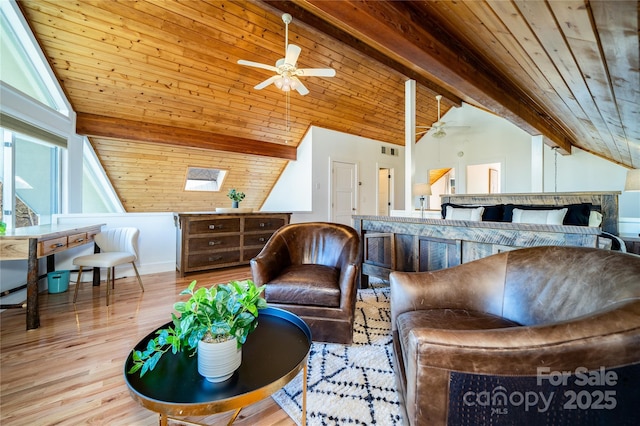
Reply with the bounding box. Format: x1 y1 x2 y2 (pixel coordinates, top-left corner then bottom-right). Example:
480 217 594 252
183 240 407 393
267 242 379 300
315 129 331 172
26 238 39 330
302 362 307 426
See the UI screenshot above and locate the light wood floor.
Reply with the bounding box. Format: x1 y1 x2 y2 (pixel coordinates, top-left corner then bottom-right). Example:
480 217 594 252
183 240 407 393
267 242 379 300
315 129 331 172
0 267 297 426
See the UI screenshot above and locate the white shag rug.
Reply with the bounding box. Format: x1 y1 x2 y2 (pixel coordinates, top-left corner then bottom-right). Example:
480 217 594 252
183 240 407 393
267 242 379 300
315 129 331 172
271 285 403 425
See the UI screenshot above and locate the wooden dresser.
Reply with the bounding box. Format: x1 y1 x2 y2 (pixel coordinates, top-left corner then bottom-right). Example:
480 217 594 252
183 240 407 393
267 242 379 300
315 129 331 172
174 212 290 276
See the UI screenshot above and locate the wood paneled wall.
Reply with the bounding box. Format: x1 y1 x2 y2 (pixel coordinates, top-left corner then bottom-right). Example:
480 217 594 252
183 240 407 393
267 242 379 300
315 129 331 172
91 138 287 212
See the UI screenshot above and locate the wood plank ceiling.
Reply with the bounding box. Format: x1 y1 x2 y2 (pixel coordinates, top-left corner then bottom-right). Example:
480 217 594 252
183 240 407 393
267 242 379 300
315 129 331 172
17 0 639 212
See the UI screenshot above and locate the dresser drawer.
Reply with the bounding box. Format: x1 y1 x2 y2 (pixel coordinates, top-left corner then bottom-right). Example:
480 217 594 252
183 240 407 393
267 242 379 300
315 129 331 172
188 235 241 252
187 250 241 268
189 218 240 234
244 217 286 232
244 232 273 247
39 236 68 256
67 232 88 249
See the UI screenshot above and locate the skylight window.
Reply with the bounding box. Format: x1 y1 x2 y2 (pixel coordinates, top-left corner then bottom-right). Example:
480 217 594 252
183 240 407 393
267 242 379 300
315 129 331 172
184 167 228 192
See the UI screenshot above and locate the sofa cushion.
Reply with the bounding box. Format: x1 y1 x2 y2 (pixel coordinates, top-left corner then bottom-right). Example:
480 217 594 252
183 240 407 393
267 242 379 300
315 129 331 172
397 309 522 335
264 264 341 307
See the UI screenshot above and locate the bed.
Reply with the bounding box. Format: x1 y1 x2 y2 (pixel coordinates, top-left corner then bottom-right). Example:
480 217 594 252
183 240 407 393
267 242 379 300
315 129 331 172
353 191 621 288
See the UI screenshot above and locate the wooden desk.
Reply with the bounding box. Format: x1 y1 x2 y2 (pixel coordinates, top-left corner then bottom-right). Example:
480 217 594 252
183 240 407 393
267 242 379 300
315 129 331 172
0 223 104 330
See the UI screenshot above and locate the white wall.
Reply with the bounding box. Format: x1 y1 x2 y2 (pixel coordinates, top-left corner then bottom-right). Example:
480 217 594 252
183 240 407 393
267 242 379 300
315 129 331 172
467 162 501 194
544 145 640 234
53 213 176 278
261 130 313 212
414 103 531 195
262 126 406 224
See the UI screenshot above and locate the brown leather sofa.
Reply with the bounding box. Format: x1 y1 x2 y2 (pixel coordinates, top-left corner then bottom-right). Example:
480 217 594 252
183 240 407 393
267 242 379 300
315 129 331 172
390 246 640 425
250 222 360 344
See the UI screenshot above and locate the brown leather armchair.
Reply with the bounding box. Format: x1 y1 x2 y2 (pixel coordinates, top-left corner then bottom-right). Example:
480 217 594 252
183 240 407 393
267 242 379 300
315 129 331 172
250 222 360 344
390 246 640 425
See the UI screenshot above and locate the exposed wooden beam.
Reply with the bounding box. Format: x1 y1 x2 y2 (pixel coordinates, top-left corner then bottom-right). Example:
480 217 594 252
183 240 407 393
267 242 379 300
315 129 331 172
262 0 463 108
290 0 573 154
76 113 297 160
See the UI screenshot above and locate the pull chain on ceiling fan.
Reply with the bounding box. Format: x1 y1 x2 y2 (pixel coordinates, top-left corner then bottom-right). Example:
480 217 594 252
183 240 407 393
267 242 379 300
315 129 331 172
237 13 336 96
417 95 447 138
417 95 468 138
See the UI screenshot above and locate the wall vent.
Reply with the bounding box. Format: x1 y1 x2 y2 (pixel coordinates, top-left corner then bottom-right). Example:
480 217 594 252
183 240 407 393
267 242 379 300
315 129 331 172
381 146 398 156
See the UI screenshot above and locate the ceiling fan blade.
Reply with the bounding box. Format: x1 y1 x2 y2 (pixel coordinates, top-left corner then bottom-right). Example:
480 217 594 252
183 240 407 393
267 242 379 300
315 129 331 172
296 68 336 77
285 44 301 66
237 59 278 73
254 75 280 90
292 77 309 96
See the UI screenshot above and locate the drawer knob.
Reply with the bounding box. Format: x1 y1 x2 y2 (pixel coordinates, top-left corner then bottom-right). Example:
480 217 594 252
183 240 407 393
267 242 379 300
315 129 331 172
52 243 65 248
208 256 222 262
75 238 85 243
208 241 221 246
260 222 270 227
258 237 265 242
209 224 223 230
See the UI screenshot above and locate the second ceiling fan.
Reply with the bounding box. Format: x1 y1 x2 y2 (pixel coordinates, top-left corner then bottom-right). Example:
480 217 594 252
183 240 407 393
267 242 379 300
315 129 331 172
417 95 467 138
237 13 336 96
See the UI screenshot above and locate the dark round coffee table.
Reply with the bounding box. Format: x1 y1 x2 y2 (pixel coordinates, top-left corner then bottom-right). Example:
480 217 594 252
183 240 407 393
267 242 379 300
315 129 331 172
124 307 311 425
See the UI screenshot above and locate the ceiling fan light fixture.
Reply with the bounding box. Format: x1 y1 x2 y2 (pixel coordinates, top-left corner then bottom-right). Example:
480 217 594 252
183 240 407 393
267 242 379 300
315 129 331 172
433 128 446 138
274 71 298 92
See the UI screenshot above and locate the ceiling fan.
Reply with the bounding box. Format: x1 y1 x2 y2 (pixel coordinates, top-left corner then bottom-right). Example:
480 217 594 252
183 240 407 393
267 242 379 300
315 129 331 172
237 13 336 96
417 95 466 138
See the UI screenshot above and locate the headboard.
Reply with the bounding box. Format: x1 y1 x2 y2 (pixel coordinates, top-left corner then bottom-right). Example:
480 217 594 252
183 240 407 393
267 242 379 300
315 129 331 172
441 192 620 235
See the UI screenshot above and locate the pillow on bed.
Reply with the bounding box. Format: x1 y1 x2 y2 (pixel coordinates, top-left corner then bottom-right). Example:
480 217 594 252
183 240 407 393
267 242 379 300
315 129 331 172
440 203 503 221
445 206 485 221
589 210 603 227
503 203 591 226
512 208 568 225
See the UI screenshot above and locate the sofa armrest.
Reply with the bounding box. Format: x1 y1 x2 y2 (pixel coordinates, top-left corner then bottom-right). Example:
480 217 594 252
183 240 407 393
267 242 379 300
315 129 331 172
337 262 358 309
390 252 509 330
404 301 640 375
249 235 291 285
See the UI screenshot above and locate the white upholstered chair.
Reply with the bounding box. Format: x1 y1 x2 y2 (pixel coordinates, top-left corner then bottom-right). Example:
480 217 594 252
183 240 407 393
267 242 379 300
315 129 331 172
73 227 144 305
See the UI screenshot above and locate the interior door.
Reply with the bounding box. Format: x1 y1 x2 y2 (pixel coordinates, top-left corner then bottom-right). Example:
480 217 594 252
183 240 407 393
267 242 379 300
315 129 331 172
378 168 390 215
331 160 357 226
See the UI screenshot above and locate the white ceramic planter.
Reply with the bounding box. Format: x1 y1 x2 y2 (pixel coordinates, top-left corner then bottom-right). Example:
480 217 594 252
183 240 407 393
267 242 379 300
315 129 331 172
197 337 242 383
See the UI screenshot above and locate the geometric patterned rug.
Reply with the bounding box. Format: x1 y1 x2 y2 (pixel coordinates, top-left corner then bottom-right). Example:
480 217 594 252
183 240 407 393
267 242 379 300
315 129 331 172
271 285 404 425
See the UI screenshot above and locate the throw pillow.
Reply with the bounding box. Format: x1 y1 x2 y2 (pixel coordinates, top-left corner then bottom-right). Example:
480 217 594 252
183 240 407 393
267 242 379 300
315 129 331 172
446 206 485 221
588 210 603 227
440 203 503 222
512 208 568 225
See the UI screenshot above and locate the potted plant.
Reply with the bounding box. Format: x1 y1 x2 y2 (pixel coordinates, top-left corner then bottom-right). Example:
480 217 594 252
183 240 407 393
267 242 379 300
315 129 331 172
128 279 267 382
227 189 245 208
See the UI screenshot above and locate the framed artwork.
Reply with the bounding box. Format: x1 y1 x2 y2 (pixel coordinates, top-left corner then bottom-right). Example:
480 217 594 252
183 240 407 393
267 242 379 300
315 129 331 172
489 168 499 193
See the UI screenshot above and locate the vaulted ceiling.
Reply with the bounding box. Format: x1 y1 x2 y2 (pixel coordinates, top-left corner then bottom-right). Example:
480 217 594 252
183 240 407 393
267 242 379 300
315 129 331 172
18 0 639 212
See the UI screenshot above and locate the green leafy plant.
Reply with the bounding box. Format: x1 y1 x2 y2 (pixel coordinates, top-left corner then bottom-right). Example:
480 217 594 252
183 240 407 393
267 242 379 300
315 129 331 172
128 279 267 377
227 189 246 202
